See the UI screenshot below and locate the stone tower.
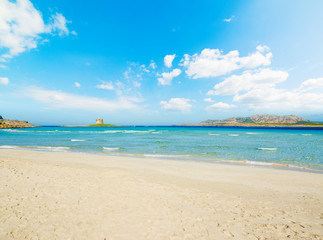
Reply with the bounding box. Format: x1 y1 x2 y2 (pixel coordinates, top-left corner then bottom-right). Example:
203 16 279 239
96 119 103 124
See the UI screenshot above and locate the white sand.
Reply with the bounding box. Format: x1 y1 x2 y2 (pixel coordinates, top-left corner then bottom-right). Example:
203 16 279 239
0 149 322 240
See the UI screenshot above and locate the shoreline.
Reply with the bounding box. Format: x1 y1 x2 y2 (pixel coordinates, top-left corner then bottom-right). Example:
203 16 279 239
0 146 322 173
1 149 323 239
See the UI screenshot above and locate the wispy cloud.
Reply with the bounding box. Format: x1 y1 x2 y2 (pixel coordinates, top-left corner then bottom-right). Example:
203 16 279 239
160 98 192 112
0 77 9 85
223 16 234 22
206 102 236 111
24 86 141 111
204 98 214 103
74 82 81 87
233 86 323 111
96 81 114 90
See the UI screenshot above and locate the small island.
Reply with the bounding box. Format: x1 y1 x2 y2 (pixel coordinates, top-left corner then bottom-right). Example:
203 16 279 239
65 119 120 127
182 114 323 128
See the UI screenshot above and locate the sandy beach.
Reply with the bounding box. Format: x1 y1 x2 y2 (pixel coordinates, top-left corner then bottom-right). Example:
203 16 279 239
0 149 322 240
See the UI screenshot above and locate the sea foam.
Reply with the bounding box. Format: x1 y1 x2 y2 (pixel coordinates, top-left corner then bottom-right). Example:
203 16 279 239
258 147 277 151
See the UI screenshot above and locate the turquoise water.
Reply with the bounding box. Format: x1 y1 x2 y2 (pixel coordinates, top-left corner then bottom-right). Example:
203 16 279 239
0 126 322 170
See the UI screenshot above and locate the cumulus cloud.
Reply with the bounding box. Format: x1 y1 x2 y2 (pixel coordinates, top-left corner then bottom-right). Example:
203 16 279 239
164 54 176 68
160 98 192 112
207 68 288 95
158 68 182 85
296 77 323 92
0 77 9 85
0 0 74 61
206 102 236 111
182 46 272 79
24 86 140 111
96 81 114 90
74 82 80 87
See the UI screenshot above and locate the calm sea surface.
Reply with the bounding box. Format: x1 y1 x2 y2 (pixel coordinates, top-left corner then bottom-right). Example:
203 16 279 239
1 126 322 170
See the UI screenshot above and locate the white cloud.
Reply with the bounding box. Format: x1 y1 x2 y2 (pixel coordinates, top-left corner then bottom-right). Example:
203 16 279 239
96 81 114 90
160 98 192 112
204 98 214 102
0 0 73 60
149 61 157 69
158 68 182 85
207 68 288 95
0 77 9 85
133 81 141 87
48 13 71 36
74 82 80 87
206 102 236 111
24 86 140 111
233 87 323 111
182 46 272 79
296 77 323 92
223 16 234 22
164 54 176 68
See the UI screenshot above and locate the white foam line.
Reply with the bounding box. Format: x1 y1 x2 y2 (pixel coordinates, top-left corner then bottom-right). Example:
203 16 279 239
103 147 120 151
258 147 277 151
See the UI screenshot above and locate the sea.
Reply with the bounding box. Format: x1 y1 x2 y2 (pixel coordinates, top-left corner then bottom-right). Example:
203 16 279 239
0 126 322 171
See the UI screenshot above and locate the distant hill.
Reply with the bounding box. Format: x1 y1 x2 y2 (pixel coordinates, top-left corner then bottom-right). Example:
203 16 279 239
182 114 320 127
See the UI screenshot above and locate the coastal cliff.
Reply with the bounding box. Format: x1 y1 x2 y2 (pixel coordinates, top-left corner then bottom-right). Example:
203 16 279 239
182 114 321 127
0 115 37 129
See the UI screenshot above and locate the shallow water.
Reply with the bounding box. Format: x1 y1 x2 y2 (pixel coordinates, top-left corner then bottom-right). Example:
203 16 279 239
0 126 322 170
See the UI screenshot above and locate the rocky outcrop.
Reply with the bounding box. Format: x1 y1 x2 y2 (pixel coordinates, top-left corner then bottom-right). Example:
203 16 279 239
183 114 316 127
0 118 37 129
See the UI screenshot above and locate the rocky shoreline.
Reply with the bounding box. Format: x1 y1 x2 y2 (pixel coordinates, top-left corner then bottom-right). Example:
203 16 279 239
0 116 37 129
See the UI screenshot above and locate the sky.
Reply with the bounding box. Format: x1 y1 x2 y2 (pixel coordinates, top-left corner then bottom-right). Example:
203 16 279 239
0 0 323 125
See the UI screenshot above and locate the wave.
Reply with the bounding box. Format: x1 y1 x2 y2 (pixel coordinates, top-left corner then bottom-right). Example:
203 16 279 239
33 146 70 151
0 145 70 152
208 133 220 136
246 132 263 135
257 147 277 151
301 134 312 136
0 145 20 149
123 130 155 134
228 134 239 137
77 130 156 134
143 154 191 158
70 139 87 142
0 129 29 132
103 147 121 151
36 130 71 133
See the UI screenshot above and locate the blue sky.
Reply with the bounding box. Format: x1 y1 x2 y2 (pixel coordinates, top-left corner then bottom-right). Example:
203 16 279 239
0 0 323 125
